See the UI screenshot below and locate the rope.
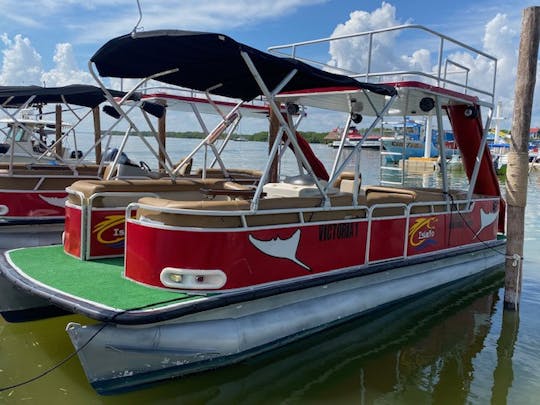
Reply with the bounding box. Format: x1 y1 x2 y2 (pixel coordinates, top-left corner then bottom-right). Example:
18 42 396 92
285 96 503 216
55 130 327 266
0 295 192 392
444 191 506 256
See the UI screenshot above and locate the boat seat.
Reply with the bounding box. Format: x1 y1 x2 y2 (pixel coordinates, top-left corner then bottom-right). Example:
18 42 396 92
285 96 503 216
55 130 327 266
263 181 340 198
364 186 453 215
0 163 100 175
0 165 100 190
136 193 367 228
67 178 229 207
200 181 259 200
194 167 262 181
333 171 362 194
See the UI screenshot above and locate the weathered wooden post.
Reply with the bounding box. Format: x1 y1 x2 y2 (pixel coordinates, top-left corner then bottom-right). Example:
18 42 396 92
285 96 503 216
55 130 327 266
504 6 540 310
268 107 280 183
92 106 102 164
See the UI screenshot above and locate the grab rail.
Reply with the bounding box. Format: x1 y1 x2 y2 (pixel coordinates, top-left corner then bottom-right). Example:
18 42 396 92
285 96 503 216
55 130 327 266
268 24 497 107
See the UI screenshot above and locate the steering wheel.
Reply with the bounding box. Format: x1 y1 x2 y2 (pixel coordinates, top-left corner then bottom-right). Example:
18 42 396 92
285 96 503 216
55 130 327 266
139 161 152 172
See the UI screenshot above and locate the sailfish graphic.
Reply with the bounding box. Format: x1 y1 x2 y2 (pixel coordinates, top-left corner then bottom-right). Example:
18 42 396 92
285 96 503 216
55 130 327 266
39 195 68 208
475 208 498 237
248 229 311 271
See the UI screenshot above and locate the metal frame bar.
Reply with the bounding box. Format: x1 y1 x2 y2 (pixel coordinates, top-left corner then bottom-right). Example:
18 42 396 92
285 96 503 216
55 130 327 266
268 24 497 108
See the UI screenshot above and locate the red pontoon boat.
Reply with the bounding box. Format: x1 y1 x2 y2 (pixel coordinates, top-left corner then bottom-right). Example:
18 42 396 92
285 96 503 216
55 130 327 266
0 25 506 394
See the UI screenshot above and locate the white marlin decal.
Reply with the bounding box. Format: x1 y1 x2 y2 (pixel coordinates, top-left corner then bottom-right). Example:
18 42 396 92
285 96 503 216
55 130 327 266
249 229 310 270
39 195 68 208
475 208 498 236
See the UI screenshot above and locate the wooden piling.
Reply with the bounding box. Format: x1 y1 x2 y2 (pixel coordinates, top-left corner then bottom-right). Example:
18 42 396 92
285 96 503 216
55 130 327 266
268 107 280 183
504 6 540 310
92 107 102 164
55 104 62 159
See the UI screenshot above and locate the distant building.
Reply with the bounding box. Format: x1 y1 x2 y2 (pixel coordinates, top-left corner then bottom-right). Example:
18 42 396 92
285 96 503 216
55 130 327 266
324 128 341 144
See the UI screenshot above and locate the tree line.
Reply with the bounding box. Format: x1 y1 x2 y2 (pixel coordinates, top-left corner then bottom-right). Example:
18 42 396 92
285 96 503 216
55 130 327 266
110 130 333 143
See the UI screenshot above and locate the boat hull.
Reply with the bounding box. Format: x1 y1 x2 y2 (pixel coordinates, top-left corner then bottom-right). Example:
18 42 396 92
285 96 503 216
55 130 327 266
66 241 504 394
0 222 68 321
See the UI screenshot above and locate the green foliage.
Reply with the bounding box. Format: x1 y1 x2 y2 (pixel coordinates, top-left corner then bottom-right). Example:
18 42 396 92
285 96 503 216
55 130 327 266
110 130 331 143
246 131 329 143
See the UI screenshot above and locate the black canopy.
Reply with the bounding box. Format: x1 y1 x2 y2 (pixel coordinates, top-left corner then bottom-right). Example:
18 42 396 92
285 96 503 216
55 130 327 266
0 84 127 108
91 30 396 101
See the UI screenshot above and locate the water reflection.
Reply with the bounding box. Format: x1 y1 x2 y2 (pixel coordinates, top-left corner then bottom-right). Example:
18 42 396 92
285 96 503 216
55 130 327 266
491 309 519 405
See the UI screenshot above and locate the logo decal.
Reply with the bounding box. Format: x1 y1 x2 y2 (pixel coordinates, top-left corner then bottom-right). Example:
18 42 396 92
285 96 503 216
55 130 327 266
0 205 8 215
409 217 438 248
39 195 67 208
93 215 126 247
249 229 310 270
475 208 498 236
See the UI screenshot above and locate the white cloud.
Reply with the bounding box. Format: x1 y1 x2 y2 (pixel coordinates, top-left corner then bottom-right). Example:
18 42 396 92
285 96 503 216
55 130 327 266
41 43 93 86
0 34 42 85
327 2 404 74
323 3 539 128
0 35 93 87
400 49 432 73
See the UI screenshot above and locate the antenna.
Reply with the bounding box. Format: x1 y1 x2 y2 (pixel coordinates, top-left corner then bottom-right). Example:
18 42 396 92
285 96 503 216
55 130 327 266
131 0 144 34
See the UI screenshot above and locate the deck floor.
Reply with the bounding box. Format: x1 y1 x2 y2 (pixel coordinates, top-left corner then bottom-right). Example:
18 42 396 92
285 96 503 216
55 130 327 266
7 246 199 311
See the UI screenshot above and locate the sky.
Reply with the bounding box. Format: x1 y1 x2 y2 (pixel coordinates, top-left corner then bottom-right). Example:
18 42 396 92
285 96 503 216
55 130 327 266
0 0 539 133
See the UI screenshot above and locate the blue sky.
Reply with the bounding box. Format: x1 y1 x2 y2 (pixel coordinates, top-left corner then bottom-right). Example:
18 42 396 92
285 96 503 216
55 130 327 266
0 0 539 131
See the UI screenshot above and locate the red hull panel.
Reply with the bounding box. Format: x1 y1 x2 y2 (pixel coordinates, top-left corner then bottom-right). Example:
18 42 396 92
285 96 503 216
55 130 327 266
125 220 368 289
64 204 82 258
64 205 127 259
124 200 499 290
0 191 66 219
369 218 406 261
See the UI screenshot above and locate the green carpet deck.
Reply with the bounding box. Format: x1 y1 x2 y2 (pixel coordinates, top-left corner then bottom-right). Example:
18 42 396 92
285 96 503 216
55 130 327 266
7 245 200 310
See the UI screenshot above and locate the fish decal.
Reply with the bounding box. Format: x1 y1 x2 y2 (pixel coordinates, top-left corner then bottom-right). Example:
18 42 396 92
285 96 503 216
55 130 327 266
39 195 68 208
249 229 310 270
475 208 498 237
0 205 8 215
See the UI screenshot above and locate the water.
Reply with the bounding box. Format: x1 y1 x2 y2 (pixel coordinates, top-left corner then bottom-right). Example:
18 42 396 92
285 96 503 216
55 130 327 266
1 140 540 404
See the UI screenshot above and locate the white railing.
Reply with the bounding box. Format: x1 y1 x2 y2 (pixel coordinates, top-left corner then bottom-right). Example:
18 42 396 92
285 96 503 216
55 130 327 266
268 24 497 108
126 195 499 263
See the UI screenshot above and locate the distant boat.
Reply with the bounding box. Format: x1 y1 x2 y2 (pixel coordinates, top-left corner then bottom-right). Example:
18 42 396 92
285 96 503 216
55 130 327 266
380 120 456 162
330 126 381 149
488 132 540 175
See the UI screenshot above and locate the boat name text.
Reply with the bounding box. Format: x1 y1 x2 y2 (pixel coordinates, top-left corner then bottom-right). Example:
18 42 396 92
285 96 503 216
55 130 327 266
319 223 359 241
